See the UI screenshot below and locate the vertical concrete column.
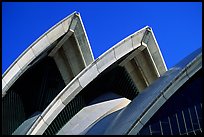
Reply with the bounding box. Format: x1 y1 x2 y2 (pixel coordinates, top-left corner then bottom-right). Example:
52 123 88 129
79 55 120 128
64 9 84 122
62 36 85 76
53 48 74 85
124 60 147 91
134 49 158 86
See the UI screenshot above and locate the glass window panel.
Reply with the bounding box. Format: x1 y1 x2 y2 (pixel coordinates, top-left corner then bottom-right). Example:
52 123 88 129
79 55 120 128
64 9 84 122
138 70 202 135
138 125 150 135
138 121 151 135
195 103 202 128
195 129 202 135
188 131 195 135
176 111 186 134
161 117 171 135
189 106 199 130
169 114 180 135
183 108 193 133
150 122 162 135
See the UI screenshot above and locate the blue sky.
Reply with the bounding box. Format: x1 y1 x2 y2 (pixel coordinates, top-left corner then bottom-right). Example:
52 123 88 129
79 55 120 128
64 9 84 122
2 2 202 74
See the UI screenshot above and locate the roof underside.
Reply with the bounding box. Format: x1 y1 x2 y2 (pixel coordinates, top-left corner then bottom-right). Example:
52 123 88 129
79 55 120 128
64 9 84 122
2 12 173 135
2 12 94 97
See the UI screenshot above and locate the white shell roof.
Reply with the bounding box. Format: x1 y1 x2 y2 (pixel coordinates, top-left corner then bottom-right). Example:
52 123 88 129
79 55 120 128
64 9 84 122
26 26 168 135
2 11 94 96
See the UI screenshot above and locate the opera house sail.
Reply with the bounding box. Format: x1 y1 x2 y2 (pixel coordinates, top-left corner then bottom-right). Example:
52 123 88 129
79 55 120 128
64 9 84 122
2 12 202 135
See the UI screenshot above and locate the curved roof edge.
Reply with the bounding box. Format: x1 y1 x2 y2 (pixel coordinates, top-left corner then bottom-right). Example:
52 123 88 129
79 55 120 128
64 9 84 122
26 26 167 135
102 47 202 135
3 11 76 77
2 11 94 97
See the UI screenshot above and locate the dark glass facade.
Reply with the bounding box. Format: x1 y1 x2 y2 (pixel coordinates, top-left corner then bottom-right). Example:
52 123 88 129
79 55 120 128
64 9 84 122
2 57 65 135
138 69 202 135
43 66 139 135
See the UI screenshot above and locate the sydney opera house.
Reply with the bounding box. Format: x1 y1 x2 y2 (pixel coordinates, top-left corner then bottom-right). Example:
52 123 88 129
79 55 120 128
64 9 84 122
2 12 202 135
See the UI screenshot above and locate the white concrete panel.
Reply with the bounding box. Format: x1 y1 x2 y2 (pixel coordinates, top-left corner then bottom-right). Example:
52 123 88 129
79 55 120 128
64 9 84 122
124 61 135 73
87 106 107 121
77 109 89 120
47 24 65 44
76 115 96 134
2 91 6 97
77 121 90 134
62 17 72 32
151 50 167 75
186 55 202 78
134 51 157 85
140 96 166 125
62 38 85 76
60 79 82 105
105 98 127 110
30 118 48 135
42 99 65 125
57 128 65 135
70 123 82 135
145 33 158 54
128 121 143 135
132 31 145 49
86 98 126 122
69 114 83 126
31 36 50 56
69 118 87 134
83 105 95 113
149 30 167 73
2 79 8 93
59 98 130 135
78 64 99 88
58 122 73 135
145 47 160 77
2 79 6 90
69 18 78 32
17 49 36 69
108 99 131 114
96 49 117 73
119 44 146 67
163 71 188 100
53 51 74 85
59 123 73 135
114 38 133 60
3 63 21 85
70 107 106 134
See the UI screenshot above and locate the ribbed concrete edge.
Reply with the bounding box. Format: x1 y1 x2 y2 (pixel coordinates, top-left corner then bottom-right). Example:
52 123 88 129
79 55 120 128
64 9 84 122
2 12 76 96
27 26 166 135
2 11 94 98
127 49 202 135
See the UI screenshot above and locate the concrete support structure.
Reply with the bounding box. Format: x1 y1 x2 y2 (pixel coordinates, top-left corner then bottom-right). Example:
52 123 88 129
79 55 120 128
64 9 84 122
2 12 94 96
3 11 201 135
24 24 167 135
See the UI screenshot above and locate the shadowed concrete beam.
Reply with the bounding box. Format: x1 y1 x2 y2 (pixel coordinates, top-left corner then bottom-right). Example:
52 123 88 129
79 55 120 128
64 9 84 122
62 36 86 76
25 26 169 135
48 15 78 57
57 97 131 135
124 60 147 91
134 48 158 85
48 30 74 57
120 43 160 92
53 48 74 85
133 57 149 86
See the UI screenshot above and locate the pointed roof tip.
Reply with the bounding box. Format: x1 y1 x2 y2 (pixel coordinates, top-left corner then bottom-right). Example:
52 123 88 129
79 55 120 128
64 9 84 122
144 26 152 31
74 11 80 16
68 11 80 17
